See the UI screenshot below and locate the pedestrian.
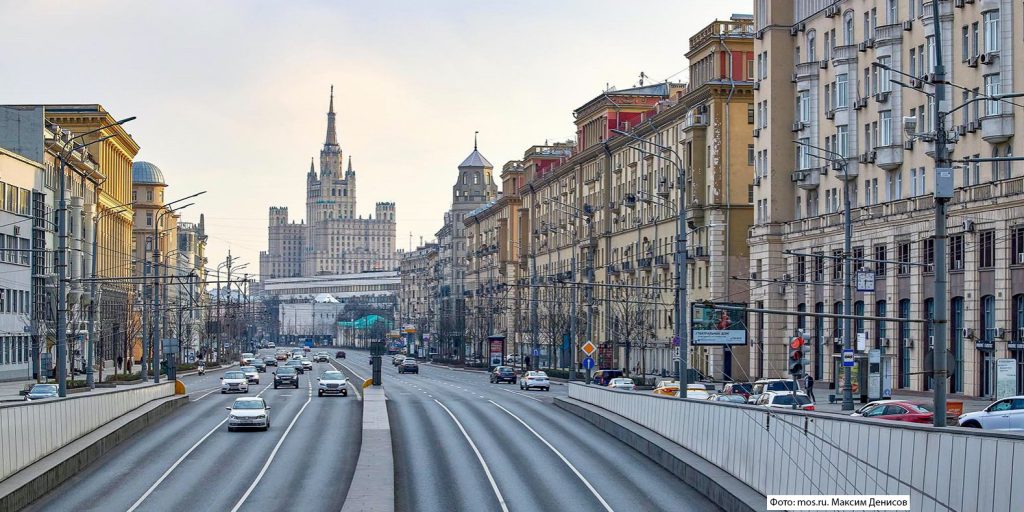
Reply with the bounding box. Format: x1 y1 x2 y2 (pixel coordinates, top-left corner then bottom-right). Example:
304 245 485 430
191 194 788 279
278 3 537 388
116 355 123 371
804 373 816 403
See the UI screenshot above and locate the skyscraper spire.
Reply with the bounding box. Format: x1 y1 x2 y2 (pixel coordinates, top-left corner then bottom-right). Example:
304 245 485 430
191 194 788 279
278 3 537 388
347 155 353 175
309 157 315 174
325 85 338 147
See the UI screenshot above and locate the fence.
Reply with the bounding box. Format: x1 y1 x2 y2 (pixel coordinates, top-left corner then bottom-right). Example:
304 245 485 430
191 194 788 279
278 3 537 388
0 382 174 482
569 383 1023 512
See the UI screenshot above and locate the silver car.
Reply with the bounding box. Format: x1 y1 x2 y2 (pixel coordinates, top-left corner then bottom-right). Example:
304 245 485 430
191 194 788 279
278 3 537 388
317 370 349 397
226 397 270 431
221 371 250 393
241 366 260 384
300 358 314 372
958 396 1024 430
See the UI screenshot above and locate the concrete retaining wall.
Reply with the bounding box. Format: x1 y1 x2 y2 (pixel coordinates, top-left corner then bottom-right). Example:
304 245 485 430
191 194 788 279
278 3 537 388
0 382 175 482
569 383 1024 512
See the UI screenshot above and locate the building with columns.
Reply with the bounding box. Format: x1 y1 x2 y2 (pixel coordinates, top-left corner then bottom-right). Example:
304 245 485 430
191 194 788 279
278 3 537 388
260 87 397 279
750 0 1024 398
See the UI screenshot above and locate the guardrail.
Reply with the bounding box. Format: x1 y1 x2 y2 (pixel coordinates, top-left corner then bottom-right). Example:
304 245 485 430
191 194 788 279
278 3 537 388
0 382 174 483
568 383 1022 512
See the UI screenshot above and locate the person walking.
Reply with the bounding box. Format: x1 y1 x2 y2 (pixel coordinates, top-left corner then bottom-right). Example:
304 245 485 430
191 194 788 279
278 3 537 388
804 373 816 403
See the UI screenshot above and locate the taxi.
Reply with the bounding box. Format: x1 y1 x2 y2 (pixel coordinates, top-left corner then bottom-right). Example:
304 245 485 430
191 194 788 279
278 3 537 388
652 380 680 397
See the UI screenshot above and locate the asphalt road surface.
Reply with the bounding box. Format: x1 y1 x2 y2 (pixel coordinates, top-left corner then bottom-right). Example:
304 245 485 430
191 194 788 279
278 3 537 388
25 351 361 512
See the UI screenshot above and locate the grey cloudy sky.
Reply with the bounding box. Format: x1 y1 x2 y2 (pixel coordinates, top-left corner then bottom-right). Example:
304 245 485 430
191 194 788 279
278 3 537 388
1 0 750 276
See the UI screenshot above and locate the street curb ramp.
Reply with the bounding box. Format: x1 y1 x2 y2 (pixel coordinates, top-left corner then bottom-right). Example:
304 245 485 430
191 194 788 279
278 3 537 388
554 396 764 512
0 394 188 512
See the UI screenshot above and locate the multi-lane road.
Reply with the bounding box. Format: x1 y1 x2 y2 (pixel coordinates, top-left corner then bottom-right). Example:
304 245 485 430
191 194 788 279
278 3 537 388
26 348 720 512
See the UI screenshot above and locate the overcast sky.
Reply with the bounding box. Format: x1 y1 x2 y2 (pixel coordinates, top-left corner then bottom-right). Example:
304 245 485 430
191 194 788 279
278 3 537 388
1 0 750 277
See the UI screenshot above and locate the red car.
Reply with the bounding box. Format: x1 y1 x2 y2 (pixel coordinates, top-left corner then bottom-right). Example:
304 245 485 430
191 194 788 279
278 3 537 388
722 382 753 400
853 401 934 424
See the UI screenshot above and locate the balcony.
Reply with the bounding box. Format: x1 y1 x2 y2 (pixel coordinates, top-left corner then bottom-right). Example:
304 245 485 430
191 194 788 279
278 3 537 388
638 257 653 271
791 168 821 190
621 260 635 273
655 254 671 269
874 23 903 46
794 61 820 82
607 264 621 275
874 144 904 171
681 111 708 132
981 114 1014 144
832 44 858 65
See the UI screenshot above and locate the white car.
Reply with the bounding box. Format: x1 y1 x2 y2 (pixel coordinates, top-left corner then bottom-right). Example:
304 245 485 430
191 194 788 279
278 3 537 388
677 384 712 399
317 370 349 397
300 358 314 372
958 396 1024 431
754 391 815 411
240 366 260 384
607 377 636 391
226 397 270 431
220 371 250 394
519 371 550 391
241 353 255 365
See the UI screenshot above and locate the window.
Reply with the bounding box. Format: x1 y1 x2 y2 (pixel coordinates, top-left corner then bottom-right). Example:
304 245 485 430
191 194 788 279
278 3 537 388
877 57 892 93
836 125 849 157
833 301 844 339
971 22 980 57
832 250 843 280
880 111 892 146
897 242 911 275
798 91 810 122
146 212 153 226
961 25 969 61
979 230 995 269
876 300 888 341
875 245 887 276
922 237 935 272
814 254 824 282
843 11 855 45
798 138 811 169
1011 226 1024 264
950 234 964 270
836 74 848 108
1014 295 1024 341
807 31 817 61
983 10 1000 53
747 103 754 124
797 255 807 282
981 295 996 341
886 0 898 24
984 74 1001 116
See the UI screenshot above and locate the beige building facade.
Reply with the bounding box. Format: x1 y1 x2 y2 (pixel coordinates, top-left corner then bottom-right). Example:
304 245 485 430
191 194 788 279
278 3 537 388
751 0 1024 397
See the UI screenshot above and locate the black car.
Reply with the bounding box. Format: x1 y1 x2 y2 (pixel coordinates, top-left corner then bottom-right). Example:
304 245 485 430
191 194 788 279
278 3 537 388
265 358 277 367
284 359 305 374
490 366 516 384
399 359 419 374
336 351 346 358
274 367 300 388
252 359 267 372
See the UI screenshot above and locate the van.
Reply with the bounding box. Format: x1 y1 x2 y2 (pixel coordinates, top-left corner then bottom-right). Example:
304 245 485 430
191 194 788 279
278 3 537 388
591 369 625 386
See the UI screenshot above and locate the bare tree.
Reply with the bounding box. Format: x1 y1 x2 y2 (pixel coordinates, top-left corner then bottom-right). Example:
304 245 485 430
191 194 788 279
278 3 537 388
606 284 656 377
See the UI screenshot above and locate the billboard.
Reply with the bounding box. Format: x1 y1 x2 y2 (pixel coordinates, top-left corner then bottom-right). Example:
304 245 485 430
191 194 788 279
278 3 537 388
488 335 505 369
690 303 748 346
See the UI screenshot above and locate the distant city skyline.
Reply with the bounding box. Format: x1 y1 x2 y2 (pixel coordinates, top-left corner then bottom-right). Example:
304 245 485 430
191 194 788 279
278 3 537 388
0 0 750 275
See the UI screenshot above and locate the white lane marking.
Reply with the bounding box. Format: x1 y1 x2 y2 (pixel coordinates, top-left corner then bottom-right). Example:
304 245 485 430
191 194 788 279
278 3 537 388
497 388 544 403
489 400 614 512
190 388 219 401
229 379 314 512
127 382 273 512
434 399 509 512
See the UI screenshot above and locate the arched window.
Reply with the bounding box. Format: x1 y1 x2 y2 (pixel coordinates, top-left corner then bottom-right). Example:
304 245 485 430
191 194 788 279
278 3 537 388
981 295 996 341
876 300 888 342
843 11 855 45
854 301 865 338
806 30 817 61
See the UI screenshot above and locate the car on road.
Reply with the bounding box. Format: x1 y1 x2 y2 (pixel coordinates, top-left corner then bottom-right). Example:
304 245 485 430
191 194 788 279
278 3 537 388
24 384 59 401
268 342 276 349
852 401 934 424
608 377 636 391
226 397 270 431
241 352 255 365
747 379 800 404
317 370 349 397
754 391 815 411
252 359 267 372
276 352 289 361
958 396 1024 430
336 350 346 358
240 366 260 384
221 371 250 393
313 352 329 363
708 393 748 404
300 358 314 372
303 346 311 353
392 354 406 366
519 371 550 391
652 381 679 397
398 358 419 374
273 367 300 388
679 384 712 400
591 369 625 386
265 357 277 367
284 359 305 374
722 382 753 401
490 366 516 384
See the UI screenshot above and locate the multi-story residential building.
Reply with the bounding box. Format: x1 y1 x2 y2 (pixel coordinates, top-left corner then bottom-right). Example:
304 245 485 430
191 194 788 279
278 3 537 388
260 88 397 279
751 0 1024 397
0 147 41 380
174 217 208 358
398 243 437 355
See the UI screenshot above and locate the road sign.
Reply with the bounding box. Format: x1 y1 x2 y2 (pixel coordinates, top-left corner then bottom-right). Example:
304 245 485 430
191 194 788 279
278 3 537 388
581 341 596 356
531 348 540 357
582 356 595 370
842 349 855 367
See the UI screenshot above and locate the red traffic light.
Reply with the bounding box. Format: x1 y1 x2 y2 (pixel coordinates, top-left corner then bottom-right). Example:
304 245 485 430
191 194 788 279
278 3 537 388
790 336 805 350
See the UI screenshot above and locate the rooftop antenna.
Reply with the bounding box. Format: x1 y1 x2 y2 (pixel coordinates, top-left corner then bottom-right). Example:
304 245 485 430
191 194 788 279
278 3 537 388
638 71 648 86
474 131 479 151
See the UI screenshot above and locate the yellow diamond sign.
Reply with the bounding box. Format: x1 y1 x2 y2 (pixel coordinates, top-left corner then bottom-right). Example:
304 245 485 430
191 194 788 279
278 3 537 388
581 341 596 356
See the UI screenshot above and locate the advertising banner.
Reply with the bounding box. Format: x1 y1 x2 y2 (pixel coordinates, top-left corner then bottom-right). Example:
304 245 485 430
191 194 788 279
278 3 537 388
488 336 504 368
691 303 748 346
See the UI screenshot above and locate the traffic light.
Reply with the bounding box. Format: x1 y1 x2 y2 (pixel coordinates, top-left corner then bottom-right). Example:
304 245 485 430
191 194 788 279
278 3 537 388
789 336 806 377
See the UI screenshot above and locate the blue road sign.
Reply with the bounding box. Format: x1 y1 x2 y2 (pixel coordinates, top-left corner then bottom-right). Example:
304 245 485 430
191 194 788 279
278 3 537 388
842 349 855 367
532 348 540 357
582 356 595 370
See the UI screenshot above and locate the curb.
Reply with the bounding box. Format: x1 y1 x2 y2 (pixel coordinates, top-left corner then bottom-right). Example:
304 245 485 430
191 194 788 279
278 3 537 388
554 396 764 512
0 394 188 512
340 385 393 512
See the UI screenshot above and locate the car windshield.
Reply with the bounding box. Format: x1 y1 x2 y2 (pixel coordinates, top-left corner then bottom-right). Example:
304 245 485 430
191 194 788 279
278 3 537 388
322 372 344 380
278 368 296 375
30 384 57 394
731 383 753 393
904 403 933 413
766 381 798 392
224 372 245 379
233 400 265 409
241 366 256 372
253 359 264 364
772 394 811 405
612 378 632 384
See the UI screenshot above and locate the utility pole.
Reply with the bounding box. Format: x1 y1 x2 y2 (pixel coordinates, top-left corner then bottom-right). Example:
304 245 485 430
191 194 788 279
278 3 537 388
530 240 539 371
930 0 950 427
55 151 69 396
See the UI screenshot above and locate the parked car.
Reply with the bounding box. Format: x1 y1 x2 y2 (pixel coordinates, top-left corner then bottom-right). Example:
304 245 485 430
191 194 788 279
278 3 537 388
591 369 624 386
317 370 348 397
747 379 800 404
722 382 754 400
23 384 59 401
398 358 419 374
336 350 346 358
754 391 815 411
958 396 1024 431
226 397 270 431
708 393 748 404
221 371 250 394
274 367 300 388
490 366 517 384
652 381 680 397
519 371 550 391
678 384 712 400
607 377 636 391
852 401 934 424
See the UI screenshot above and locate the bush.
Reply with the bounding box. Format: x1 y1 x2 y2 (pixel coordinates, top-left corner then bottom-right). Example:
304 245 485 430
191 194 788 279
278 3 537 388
105 372 142 382
66 379 88 389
